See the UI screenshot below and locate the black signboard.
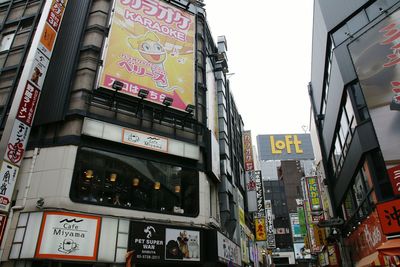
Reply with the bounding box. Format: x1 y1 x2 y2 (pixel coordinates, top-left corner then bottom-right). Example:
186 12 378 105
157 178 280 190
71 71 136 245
130 222 165 261
129 221 202 264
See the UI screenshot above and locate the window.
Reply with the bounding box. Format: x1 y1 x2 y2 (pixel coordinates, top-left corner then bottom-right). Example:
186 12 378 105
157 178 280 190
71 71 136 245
332 10 369 45
70 148 199 217
328 90 356 176
0 33 14 52
341 164 372 221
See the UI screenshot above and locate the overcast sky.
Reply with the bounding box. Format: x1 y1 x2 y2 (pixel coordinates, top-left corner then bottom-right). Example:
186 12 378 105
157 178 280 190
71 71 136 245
204 1 314 139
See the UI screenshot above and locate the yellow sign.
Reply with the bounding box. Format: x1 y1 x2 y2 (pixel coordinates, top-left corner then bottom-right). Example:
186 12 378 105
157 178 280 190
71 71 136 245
270 135 303 154
99 0 195 111
254 217 267 241
239 207 245 226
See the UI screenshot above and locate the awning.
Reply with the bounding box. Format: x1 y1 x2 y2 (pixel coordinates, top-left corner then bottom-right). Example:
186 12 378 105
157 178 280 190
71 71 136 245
355 251 383 267
377 239 400 256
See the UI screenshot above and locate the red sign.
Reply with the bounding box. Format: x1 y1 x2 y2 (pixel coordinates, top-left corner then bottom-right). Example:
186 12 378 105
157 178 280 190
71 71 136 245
0 214 7 245
345 210 387 262
377 198 400 235
16 82 40 126
243 131 254 171
388 164 400 196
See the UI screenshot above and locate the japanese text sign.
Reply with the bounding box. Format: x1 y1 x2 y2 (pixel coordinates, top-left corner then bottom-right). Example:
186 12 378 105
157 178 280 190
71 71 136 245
377 198 400 235
0 162 19 211
349 9 400 165
254 217 266 241
243 131 254 171
5 121 30 166
99 0 195 111
345 211 386 262
388 164 400 196
255 171 265 217
265 200 275 248
306 176 322 212
16 82 40 126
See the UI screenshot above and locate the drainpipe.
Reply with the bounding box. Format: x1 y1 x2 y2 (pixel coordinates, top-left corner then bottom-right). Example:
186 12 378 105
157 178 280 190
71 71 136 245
0 147 40 262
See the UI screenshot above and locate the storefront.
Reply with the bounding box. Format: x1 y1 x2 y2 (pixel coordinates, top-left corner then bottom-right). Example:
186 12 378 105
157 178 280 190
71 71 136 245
7 210 226 267
345 210 388 267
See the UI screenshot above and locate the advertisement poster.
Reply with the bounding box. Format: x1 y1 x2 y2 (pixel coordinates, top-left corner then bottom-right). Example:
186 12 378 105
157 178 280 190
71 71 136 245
349 9 400 164
129 222 201 262
35 211 101 261
99 0 195 111
165 228 200 261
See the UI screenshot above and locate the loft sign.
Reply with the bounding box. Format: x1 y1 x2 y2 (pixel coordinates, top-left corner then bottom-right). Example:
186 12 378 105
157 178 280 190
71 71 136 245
123 128 168 152
270 135 303 154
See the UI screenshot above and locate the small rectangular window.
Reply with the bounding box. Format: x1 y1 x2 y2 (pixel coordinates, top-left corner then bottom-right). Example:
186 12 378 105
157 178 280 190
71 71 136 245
0 33 14 52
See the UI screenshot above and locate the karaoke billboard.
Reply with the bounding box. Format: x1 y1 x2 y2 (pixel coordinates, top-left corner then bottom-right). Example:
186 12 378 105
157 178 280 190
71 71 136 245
99 0 195 111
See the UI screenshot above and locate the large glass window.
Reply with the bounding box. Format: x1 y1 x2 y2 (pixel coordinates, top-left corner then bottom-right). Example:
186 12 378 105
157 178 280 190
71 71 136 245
329 91 356 176
70 148 199 217
341 164 372 221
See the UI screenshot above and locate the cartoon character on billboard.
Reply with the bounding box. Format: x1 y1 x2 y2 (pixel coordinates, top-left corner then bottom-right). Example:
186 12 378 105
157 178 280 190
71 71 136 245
128 31 169 89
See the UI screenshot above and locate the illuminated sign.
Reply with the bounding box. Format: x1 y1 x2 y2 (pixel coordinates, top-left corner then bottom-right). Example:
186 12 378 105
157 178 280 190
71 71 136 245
99 0 195 112
306 176 322 212
257 134 314 160
254 217 267 241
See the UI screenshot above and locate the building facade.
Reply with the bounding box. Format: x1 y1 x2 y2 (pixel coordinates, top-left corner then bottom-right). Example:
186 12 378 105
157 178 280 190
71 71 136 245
310 0 400 266
0 0 254 266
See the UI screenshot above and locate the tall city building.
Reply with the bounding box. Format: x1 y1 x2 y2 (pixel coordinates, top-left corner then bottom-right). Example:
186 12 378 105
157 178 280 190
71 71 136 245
0 1 256 267
310 0 400 266
256 134 315 266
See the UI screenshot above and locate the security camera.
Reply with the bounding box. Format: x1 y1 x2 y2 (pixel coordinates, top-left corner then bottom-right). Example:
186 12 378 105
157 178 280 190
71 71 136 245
36 198 44 209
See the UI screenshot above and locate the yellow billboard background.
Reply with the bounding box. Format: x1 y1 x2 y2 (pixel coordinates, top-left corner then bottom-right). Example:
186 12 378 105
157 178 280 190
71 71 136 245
99 0 195 111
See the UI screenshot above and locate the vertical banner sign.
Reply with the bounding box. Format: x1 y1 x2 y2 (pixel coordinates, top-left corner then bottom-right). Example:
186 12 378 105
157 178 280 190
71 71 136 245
265 200 276 248
0 0 68 213
306 176 322 215
349 9 400 166
255 171 265 217
254 217 267 241
243 131 255 171
246 171 257 212
99 0 195 111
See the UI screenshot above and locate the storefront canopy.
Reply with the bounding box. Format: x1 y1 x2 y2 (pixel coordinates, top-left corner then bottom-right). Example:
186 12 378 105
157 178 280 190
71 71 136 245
377 239 400 256
355 251 383 267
